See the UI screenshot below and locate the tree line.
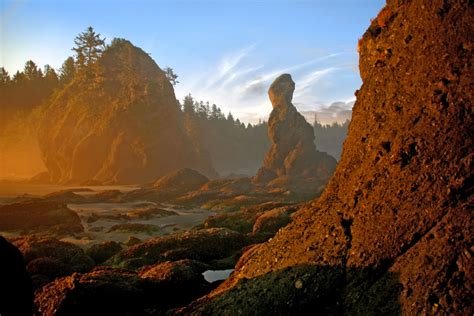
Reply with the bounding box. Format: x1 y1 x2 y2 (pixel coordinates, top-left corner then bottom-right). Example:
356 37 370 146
178 94 270 176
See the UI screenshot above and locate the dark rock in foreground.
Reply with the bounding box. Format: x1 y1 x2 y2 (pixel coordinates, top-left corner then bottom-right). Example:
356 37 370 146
139 259 214 303
12 236 94 289
35 267 158 315
86 241 123 264
0 236 33 316
34 263 217 315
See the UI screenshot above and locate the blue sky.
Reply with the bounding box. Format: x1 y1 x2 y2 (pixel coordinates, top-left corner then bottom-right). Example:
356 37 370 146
1 0 385 123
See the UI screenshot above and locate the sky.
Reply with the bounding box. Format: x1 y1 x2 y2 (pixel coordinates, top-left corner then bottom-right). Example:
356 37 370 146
1 0 385 124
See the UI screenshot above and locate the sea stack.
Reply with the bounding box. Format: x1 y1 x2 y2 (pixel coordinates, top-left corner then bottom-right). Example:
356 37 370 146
254 73 337 195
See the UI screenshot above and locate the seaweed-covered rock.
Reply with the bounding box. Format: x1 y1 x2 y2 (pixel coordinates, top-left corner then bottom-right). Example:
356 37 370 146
27 257 73 289
125 236 142 246
86 241 123 264
34 267 159 315
107 228 251 270
139 259 213 304
34 264 215 315
0 200 83 235
12 237 94 273
107 223 160 234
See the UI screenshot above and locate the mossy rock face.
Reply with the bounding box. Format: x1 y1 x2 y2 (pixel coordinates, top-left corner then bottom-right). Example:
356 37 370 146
107 228 251 270
11 236 94 290
107 223 160 234
12 236 94 273
86 241 123 264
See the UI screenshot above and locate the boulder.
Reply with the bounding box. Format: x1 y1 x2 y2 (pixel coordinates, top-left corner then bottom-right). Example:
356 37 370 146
34 267 159 315
124 168 210 202
139 259 213 303
12 237 94 274
34 263 216 315
86 241 123 264
107 228 251 270
0 236 33 316
26 257 73 289
0 200 83 235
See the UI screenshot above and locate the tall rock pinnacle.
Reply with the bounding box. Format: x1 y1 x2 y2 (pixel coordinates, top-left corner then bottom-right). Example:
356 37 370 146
254 74 336 195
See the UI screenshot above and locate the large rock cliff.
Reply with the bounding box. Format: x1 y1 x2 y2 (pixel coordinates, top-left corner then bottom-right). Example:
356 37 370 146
180 0 473 314
37 39 216 184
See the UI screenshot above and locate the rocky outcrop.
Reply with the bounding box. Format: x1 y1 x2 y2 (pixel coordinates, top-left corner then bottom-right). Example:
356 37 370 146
139 259 213 303
34 263 216 315
125 168 210 202
153 168 209 191
12 237 94 289
254 74 337 194
34 267 160 315
37 39 216 184
0 236 33 316
180 0 473 314
0 200 83 235
86 241 123 264
251 205 297 236
107 228 251 270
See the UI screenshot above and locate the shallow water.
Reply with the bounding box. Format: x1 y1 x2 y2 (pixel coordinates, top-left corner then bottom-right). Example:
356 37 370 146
202 269 234 282
64 201 215 247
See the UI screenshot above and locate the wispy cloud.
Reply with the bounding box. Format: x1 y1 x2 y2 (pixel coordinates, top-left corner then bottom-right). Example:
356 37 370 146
175 45 359 124
294 67 337 97
202 43 258 91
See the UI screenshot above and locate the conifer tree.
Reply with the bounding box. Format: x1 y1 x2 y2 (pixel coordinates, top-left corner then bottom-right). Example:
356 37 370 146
163 67 179 86
59 57 76 84
0 68 10 85
72 26 106 68
23 60 42 80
